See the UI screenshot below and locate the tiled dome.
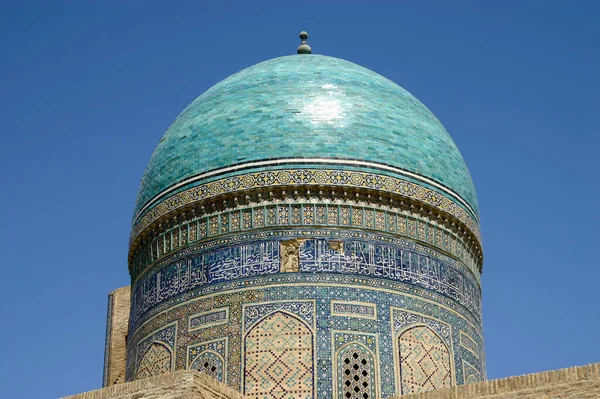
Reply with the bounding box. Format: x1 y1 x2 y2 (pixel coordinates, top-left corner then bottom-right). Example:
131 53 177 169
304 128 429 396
124 49 486 394
134 55 478 222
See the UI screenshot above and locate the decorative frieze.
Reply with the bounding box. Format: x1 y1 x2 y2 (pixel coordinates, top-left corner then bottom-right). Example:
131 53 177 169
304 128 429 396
129 169 481 255
131 199 480 282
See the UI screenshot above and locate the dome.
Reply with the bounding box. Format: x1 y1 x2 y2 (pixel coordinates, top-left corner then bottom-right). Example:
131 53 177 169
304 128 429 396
124 46 486 394
133 55 478 224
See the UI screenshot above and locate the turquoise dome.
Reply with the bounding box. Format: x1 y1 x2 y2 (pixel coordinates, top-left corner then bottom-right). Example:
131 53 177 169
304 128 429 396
134 55 478 220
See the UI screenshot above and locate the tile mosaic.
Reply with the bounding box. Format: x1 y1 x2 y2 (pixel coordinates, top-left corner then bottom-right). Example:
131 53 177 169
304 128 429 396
122 51 487 399
127 273 484 398
134 56 478 217
130 199 481 282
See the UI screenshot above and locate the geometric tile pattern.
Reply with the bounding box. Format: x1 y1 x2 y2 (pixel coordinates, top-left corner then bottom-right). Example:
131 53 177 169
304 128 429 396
399 326 452 394
191 351 224 382
132 168 480 246
126 271 484 397
129 290 262 388
332 331 379 357
391 308 452 347
134 322 176 381
135 342 172 380
125 225 485 398
339 344 375 399
188 338 227 383
244 311 314 399
136 323 176 357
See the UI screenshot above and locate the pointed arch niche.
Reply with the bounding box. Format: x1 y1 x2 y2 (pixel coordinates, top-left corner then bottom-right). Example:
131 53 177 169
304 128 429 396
398 325 452 395
243 310 314 399
191 350 225 382
336 342 377 399
135 342 172 380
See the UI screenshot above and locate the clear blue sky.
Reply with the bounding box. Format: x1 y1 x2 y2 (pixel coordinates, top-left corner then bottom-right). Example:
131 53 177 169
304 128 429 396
1 1 598 398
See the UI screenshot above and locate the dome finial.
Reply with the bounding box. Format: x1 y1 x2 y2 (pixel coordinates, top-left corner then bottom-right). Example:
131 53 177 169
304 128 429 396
297 31 311 54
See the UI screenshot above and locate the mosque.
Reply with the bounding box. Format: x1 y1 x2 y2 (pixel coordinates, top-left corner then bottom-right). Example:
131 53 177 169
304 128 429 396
64 33 599 399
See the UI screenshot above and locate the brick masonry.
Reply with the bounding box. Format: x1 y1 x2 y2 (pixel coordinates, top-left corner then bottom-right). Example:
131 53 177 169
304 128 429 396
103 286 131 387
390 362 600 399
64 362 600 399
62 370 243 399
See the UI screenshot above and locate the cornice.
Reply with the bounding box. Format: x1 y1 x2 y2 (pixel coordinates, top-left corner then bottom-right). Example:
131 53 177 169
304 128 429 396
128 188 483 279
129 169 483 267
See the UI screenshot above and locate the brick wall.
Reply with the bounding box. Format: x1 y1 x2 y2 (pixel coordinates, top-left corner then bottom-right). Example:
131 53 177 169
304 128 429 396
63 362 600 399
104 286 130 386
389 362 600 399
62 370 244 399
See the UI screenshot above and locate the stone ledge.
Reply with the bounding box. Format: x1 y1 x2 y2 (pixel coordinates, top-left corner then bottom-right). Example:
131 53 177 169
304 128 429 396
61 371 243 399
62 362 600 399
388 362 600 399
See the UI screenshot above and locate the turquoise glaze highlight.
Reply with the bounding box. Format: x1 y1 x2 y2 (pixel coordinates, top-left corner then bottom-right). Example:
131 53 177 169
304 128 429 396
135 55 478 219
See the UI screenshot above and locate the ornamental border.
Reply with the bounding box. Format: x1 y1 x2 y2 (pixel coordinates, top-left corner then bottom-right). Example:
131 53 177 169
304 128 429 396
130 169 481 246
133 228 480 288
129 199 480 280
129 236 481 328
130 272 483 337
135 157 479 221
460 330 480 360
102 292 114 387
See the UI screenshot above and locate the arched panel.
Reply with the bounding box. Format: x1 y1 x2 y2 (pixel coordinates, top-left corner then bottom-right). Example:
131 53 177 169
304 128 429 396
136 342 172 380
244 311 314 399
337 343 376 399
191 351 224 382
398 326 452 394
